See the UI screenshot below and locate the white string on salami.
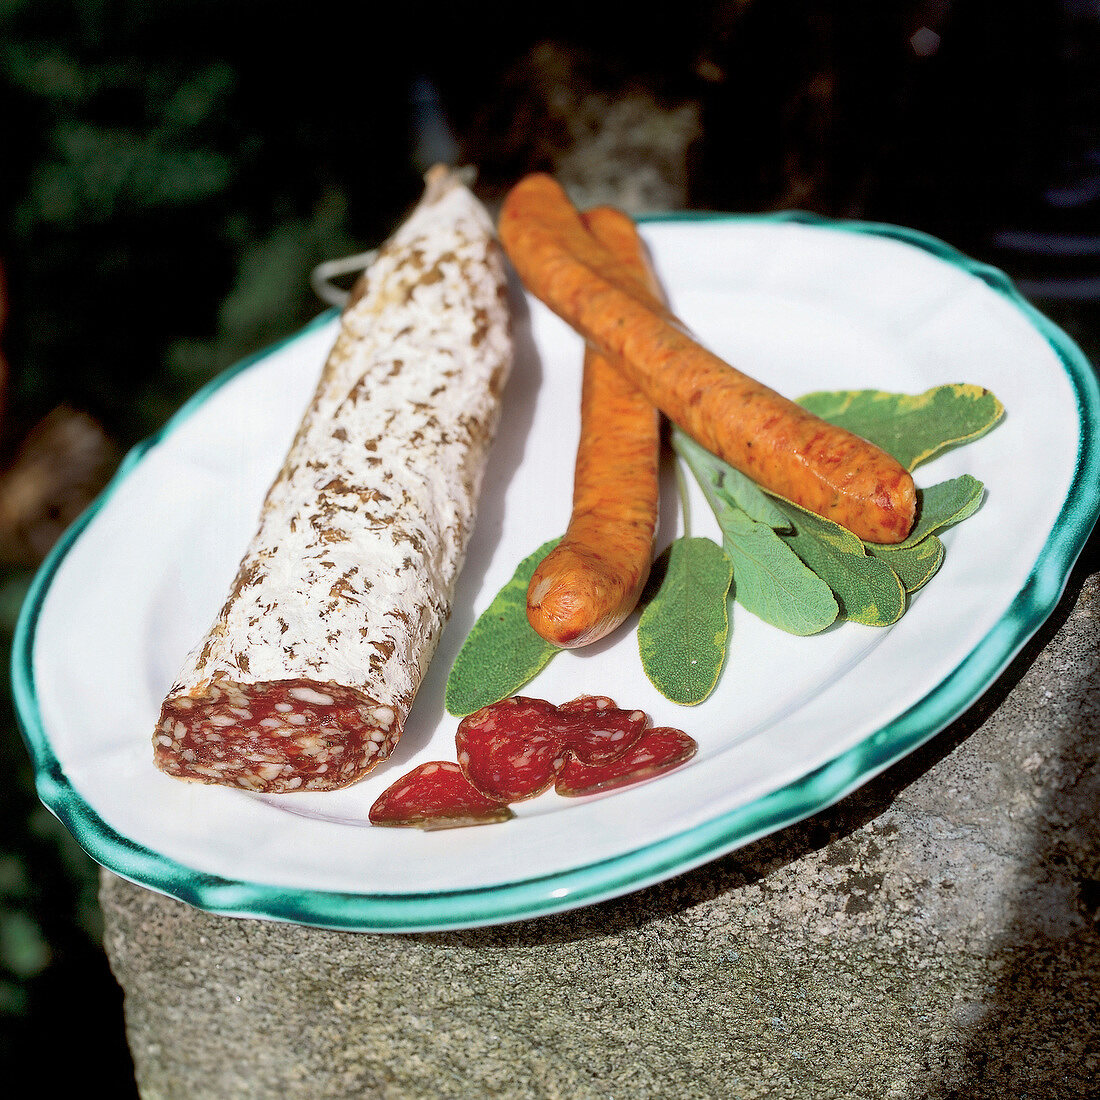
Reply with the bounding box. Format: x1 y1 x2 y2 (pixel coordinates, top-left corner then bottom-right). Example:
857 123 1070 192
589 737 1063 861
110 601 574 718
310 249 379 308
153 165 513 793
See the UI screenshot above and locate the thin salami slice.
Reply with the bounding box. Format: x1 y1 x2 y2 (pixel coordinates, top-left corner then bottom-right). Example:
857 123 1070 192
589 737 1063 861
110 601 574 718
556 694 648 765
455 696 567 802
555 727 697 797
369 761 513 829
558 695 619 712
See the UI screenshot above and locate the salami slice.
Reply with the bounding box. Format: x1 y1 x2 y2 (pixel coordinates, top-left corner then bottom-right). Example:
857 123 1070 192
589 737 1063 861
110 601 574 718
554 727 698 797
369 761 513 829
455 696 568 802
153 166 513 793
556 694 648 765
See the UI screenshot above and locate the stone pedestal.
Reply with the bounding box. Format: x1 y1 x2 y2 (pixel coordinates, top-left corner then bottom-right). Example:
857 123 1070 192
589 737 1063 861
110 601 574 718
101 565 1100 1100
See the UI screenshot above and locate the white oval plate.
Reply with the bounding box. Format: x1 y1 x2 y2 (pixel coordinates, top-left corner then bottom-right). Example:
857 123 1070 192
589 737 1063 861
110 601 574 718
13 214 1100 931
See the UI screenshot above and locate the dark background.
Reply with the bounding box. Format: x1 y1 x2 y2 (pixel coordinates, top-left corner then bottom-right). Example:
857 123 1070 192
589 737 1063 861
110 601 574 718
1 2 1097 1092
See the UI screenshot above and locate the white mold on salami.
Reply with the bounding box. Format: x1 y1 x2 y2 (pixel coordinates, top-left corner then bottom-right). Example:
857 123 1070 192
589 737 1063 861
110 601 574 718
154 166 513 793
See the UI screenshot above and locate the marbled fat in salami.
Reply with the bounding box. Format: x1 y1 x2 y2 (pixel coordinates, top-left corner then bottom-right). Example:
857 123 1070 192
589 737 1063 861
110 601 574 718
153 166 513 792
556 694 648 764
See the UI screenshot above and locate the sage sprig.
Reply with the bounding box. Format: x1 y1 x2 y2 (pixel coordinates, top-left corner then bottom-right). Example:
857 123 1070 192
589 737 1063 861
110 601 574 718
770 496 906 627
867 537 944 593
446 384 1003 713
796 384 1005 471
674 429 837 633
673 430 789 528
671 380 998 644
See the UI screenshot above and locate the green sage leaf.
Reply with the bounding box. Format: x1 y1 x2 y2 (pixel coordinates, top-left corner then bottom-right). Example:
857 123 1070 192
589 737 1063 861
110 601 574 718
637 536 733 705
445 538 562 716
672 428 790 528
868 536 945 593
797 384 1005 470
769 498 906 626
677 430 838 634
896 475 985 548
720 507 839 635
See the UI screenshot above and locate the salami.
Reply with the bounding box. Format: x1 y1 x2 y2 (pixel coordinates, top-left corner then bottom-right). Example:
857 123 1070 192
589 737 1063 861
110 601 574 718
369 696 694 827
153 166 513 793
556 694 648 764
454 694 652 801
369 761 513 829
455 696 567 802
555 727 697 797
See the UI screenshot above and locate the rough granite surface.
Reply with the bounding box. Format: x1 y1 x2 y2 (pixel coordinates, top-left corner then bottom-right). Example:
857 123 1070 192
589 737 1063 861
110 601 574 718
101 555 1100 1100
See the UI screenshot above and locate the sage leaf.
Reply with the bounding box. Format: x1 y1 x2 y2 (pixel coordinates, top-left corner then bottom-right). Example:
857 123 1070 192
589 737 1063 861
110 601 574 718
445 538 562 716
720 508 839 635
677 431 838 634
896 475 985 548
637 537 733 705
769 498 906 626
797 384 1005 471
868 536 944 593
672 428 789 528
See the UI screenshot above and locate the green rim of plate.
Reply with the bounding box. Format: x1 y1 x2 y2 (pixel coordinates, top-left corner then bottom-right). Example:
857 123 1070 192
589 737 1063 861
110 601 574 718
10 212 1100 932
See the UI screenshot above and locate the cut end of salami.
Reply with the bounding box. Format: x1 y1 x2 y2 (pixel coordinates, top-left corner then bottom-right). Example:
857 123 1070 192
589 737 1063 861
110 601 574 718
369 760 514 829
153 677 399 793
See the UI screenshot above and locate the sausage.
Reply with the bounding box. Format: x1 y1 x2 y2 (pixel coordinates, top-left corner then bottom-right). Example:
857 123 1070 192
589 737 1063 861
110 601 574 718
525 206 663 648
153 166 513 792
498 174 916 544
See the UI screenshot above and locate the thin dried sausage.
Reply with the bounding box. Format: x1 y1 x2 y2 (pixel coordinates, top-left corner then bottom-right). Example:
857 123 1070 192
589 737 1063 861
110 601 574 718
526 206 663 648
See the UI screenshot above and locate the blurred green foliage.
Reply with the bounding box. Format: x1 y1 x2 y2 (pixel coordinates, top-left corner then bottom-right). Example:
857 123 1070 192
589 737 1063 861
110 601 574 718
0 0 424 451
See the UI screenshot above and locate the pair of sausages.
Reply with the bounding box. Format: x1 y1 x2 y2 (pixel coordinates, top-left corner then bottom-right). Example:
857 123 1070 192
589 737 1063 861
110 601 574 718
499 174 916 651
